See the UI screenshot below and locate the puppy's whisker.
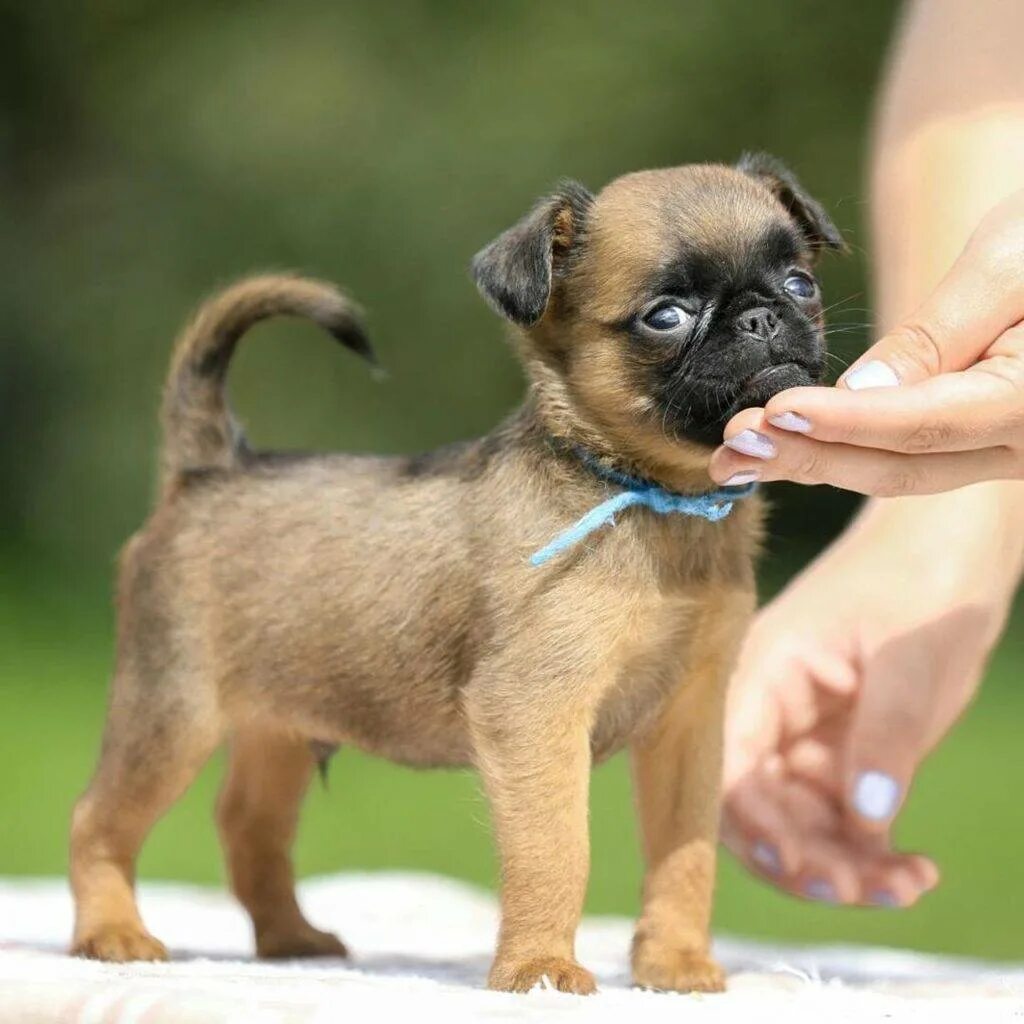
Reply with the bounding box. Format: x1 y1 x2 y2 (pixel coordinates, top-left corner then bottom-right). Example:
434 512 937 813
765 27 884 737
823 353 853 375
818 293 865 317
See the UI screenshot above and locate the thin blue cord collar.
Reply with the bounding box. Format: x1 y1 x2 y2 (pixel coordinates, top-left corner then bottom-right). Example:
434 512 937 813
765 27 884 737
530 444 755 567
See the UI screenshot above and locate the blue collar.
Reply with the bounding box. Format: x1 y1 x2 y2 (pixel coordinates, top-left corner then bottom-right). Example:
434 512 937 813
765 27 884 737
530 446 755 567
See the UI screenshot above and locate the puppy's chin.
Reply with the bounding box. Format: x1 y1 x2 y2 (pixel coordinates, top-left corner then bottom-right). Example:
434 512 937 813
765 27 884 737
729 362 816 415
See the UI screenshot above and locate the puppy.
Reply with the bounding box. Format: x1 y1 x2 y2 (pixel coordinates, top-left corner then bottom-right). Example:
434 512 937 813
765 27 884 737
69 154 841 994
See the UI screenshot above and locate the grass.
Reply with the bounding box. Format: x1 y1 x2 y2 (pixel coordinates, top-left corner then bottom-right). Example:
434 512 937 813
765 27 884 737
3 551 1023 960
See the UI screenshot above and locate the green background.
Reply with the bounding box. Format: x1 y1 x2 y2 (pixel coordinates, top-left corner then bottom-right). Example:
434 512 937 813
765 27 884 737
3 0 1022 960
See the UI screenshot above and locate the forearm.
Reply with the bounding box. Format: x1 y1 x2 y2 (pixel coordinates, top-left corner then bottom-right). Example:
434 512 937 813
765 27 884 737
872 0 1024 329
853 0 1024 592
833 487 1024 617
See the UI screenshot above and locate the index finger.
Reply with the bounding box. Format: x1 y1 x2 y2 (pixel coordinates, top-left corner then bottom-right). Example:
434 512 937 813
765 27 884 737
760 370 1018 454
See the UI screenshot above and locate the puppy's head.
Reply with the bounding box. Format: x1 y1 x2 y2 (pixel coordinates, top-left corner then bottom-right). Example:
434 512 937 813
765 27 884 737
472 156 843 468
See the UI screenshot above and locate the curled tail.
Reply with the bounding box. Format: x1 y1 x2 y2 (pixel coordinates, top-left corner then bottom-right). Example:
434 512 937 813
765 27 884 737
160 273 374 488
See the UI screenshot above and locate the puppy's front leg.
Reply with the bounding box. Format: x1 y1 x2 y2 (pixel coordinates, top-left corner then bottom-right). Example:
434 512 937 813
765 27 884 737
468 687 596 995
630 590 753 994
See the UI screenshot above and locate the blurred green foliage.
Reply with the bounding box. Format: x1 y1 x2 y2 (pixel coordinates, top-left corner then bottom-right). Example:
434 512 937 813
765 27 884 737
4 0 1023 961
1 0 892 561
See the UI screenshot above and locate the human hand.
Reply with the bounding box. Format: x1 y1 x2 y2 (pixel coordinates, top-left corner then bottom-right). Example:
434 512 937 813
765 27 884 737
709 190 1024 495
720 499 1015 905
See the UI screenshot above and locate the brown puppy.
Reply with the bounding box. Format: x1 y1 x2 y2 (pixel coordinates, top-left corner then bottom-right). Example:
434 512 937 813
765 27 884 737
69 156 842 994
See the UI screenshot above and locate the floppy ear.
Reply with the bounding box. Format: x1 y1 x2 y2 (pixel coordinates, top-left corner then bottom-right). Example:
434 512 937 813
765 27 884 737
737 152 846 254
470 181 593 327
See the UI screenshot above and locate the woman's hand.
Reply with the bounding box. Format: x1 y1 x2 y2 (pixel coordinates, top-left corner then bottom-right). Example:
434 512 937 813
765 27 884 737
721 492 1018 905
710 191 1024 495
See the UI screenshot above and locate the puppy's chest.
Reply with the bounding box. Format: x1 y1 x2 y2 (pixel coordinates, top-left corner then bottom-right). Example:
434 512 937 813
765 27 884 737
588 596 703 763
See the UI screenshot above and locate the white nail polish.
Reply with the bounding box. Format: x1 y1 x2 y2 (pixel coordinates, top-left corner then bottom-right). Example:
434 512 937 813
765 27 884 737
768 411 812 433
751 840 781 874
723 470 759 486
853 771 901 821
723 429 777 459
845 360 900 391
804 879 837 903
870 890 899 908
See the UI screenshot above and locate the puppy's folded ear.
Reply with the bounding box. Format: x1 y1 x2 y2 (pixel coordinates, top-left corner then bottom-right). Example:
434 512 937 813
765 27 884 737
471 181 593 327
737 152 847 254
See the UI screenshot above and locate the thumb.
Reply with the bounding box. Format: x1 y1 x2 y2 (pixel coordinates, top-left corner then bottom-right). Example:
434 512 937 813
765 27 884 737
842 652 931 835
841 236 1024 389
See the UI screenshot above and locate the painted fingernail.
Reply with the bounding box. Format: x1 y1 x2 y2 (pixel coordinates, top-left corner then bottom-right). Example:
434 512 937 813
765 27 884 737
804 879 837 903
751 841 781 875
723 470 760 487
869 890 899 908
723 429 776 459
768 411 812 433
853 771 901 821
844 360 900 391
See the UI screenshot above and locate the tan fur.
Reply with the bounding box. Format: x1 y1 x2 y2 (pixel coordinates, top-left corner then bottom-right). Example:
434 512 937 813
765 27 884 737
68 164 779 994
161 273 369 486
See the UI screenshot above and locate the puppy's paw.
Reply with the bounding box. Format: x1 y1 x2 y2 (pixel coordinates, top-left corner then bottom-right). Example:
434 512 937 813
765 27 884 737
632 942 725 993
72 924 169 963
256 922 349 960
489 955 597 995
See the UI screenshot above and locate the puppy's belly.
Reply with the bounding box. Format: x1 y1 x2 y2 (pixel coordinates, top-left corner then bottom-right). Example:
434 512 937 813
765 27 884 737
192 486 480 767
248 669 670 770
322 711 475 770
322 693 474 769
221 629 686 769
590 668 678 764
223 667 475 769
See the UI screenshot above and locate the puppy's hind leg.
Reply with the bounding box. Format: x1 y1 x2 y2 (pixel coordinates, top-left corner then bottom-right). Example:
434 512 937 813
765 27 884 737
217 727 347 959
70 664 223 962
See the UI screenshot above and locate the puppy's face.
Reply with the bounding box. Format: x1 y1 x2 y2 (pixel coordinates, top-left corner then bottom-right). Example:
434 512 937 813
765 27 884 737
473 156 843 459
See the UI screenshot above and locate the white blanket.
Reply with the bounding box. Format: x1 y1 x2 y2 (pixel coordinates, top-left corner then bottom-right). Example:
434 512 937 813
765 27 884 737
1 872 1021 1023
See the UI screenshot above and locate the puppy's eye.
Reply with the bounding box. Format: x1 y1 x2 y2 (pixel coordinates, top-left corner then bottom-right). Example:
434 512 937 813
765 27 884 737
784 272 817 300
642 304 691 331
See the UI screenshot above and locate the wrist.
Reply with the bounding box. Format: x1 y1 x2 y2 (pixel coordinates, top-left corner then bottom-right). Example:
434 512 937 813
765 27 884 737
840 483 1024 613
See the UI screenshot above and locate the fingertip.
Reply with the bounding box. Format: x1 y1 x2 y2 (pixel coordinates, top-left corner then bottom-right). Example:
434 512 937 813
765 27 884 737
707 448 765 487
750 840 783 876
802 878 840 903
783 834 863 905
849 770 903 826
867 889 901 909
865 853 939 909
841 360 901 392
907 854 941 891
798 860 860 905
722 469 761 487
723 429 777 460
890 875 932 909
724 789 803 880
831 862 863 905
767 411 813 434
762 386 824 419
707 447 737 485
721 405 768 441
739 827 802 880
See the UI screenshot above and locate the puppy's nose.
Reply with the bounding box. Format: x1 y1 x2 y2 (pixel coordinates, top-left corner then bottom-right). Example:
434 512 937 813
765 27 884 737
735 306 779 342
